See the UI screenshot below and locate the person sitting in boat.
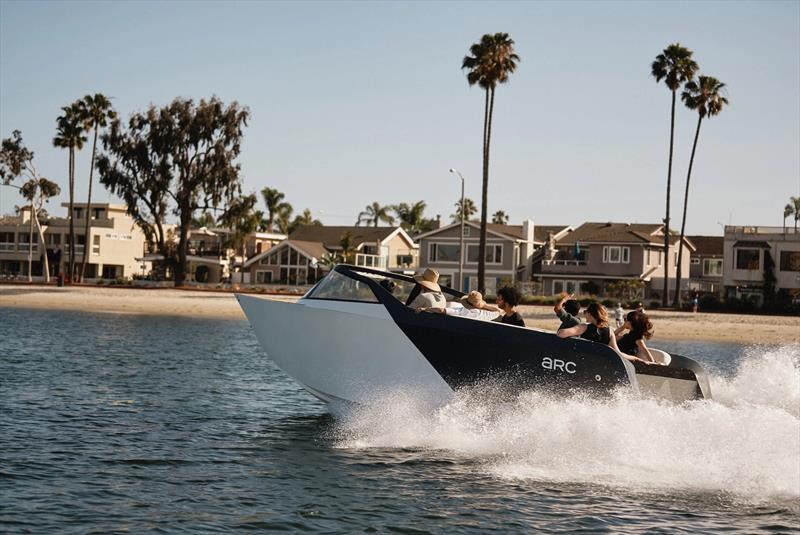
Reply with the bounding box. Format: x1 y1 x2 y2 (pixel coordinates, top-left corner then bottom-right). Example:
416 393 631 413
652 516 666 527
493 286 526 327
614 310 657 363
409 268 447 310
557 302 624 354
553 292 581 330
419 290 501 320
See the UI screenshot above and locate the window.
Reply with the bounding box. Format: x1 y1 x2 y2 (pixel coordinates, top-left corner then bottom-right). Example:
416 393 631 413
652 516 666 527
307 270 378 302
466 244 503 264
552 279 586 295
255 271 273 284
603 246 628 263
396 254 414 267
429 243 460 263
736 249 760 270
703 259 723 276
463 226 471 237
45 234 61 245
691 258 701 265
93 208 104 219
439 274 453 288
780 251 800 272
0 232 14 252
92 235 100 255
73 208 82 219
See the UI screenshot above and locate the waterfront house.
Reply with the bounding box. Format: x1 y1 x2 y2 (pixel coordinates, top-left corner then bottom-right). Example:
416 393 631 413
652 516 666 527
687 235 724 296
535 221 694 300
722 225 800 304
415 220 571 293
243 225 418 285
0 203 147 280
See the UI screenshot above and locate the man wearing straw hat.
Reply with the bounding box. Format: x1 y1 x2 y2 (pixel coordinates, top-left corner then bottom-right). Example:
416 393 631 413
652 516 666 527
409 268 447 310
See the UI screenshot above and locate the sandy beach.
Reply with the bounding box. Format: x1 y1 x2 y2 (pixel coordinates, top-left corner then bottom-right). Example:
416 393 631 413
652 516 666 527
1 284 798 344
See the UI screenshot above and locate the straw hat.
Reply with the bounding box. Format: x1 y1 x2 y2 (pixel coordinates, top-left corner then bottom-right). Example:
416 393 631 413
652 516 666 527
414 268 441 292
460 290 486 309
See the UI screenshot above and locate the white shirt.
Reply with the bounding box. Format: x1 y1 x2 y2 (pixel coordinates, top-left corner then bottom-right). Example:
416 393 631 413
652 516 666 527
409 290 446 310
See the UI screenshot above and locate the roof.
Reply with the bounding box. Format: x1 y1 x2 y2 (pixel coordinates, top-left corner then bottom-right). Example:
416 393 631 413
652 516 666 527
417 220 570 243
0 215 18 226
733 240 771 249
688 235 723 255
289 225 398 247
534 225 572 242
556 222 690 247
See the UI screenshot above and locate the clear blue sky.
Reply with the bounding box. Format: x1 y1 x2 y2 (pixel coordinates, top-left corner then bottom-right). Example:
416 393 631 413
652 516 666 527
1 0 798 235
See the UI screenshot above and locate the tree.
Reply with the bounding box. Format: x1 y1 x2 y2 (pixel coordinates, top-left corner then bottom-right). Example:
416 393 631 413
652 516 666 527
651 43 699 306
338 232 356 264
98 97 249 286
451 197 477 222
53 103 87 282
357 202 395 227
289 208 322 234
462 32 520 293
275 203 294 235
260 187 290 232
192 211 216 228
393 201 427 234
763 250 777 304
218 193 260 265
785 196 800 232
673 75 729 307
491 210 509 224
1 131 61 282
75 93 116 281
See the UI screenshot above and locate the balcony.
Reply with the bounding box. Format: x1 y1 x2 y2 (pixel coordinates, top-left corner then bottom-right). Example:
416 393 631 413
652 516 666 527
541 258 588 274
355 253 387 269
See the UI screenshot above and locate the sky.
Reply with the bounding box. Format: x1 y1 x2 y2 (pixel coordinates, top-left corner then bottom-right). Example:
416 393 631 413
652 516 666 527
1 0 798 235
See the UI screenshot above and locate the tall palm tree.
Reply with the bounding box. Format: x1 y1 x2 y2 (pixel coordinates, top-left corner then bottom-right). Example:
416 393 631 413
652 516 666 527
451 197 477 222
53 103 87 282
77 93 116 281
785 196 800 232
357 202 394 227
673 76 729 307
338 232 356 264
463 32 519 293
260 187 290 232
651 43 698 306
491 210 509 224
275 203 294 235
393 201 427 234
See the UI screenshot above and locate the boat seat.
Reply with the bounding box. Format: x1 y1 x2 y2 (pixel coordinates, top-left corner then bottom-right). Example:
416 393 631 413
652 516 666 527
648 348 672 366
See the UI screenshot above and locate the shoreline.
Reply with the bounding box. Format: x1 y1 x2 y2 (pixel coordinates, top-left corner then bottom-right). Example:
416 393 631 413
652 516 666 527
2 284 798 344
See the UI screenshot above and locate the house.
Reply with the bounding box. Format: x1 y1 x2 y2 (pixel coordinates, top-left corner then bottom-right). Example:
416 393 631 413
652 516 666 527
535 222 694 300
416 220 571 293
243 225 418 285
723 225 800 304
687 235 724 296
0 203 148 280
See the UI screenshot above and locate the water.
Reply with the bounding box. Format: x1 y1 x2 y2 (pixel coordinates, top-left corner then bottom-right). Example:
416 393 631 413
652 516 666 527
1 308 798 533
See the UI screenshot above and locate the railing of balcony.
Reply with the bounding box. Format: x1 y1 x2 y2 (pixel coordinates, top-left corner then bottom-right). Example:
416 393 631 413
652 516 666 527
355 253 387 269
542 259 587 266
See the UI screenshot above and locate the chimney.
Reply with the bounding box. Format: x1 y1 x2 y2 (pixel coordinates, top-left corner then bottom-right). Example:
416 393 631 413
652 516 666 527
523 219 535 243
520 219 535 279
435 214 442 229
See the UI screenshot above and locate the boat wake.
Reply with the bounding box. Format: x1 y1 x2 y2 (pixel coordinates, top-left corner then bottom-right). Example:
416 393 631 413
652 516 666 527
332 344 800 501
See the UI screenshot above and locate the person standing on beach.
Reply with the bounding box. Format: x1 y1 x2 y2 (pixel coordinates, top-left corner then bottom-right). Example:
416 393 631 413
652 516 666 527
614 303 625 329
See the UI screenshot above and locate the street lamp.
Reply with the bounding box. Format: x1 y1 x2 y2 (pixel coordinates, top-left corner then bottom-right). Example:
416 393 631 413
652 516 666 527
449 168 465 292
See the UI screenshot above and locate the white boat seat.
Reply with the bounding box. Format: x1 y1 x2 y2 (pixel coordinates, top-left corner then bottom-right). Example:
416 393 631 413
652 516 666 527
648 348 672 366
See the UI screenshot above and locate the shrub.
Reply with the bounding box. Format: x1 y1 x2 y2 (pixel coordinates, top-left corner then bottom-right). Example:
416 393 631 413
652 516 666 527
601 299 615 308
96 278 105 285
648 300 660 309
699 294 721 311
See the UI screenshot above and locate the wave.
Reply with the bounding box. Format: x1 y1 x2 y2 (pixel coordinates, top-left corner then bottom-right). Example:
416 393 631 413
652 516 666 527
332 345 800 500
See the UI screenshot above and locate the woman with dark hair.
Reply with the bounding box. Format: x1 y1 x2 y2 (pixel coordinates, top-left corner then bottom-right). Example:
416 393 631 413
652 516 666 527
557 302 621 353
615 311 656 363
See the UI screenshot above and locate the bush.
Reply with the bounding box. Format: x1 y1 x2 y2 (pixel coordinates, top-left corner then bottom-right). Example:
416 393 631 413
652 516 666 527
648 300 660 310
724 296 756 313
699 294 721 311
96 278 105 285
601 299 615 308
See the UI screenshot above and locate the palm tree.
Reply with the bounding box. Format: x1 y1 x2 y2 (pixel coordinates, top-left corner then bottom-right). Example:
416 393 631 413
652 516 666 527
275 203 294 235
451 197 477 222
393 201 427 234
338 232 356 264
462 32 520 293
651 43 698 306
672 76 729 307
289 208 322 234
260 187 290 232
785 196 800 232
53 103 87 282
491 210 509 224
357 202 394 227
76 93 116 281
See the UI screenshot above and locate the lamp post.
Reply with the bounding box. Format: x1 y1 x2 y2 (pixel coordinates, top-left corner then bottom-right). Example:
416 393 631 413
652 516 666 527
449 168 465 292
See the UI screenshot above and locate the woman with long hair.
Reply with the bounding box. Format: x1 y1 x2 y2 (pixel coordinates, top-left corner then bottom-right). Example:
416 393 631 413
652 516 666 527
557 302 622 354
614 310 656 363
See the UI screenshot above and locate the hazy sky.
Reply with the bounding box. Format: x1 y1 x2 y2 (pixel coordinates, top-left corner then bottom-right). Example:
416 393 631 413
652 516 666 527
1 0 798 235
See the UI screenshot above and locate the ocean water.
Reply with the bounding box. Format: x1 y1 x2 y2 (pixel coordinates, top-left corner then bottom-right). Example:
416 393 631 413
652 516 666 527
0 307 798 533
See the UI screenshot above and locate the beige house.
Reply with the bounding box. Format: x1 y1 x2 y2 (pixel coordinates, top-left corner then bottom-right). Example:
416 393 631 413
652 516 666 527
723 225 800 303
416 220 571 293
243 225 418 285
535 222 694 300
687 235 724 296
0 203 147 280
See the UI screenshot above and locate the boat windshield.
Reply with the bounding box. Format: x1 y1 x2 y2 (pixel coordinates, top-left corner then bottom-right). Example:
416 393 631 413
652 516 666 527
306 270 379 302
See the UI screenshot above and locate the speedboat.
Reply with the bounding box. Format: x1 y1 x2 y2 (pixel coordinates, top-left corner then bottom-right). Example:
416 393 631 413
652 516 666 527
237 264 712 412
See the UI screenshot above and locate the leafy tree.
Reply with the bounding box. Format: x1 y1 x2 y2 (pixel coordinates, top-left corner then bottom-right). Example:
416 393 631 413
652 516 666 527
75 94 116 281
53 103 87 281
275 203 294 235
491 210 509 224
357 202 395 227
289 208 322 234
393 201 427 234
260 187 290 232
651 43 699 306
218 193 260 264
673 75 729 307
462 32 520 293
192 211 216 228
98 97 249 286
785 196 800 232
338 232 356 263
1 131 62 282
451 197 477 222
